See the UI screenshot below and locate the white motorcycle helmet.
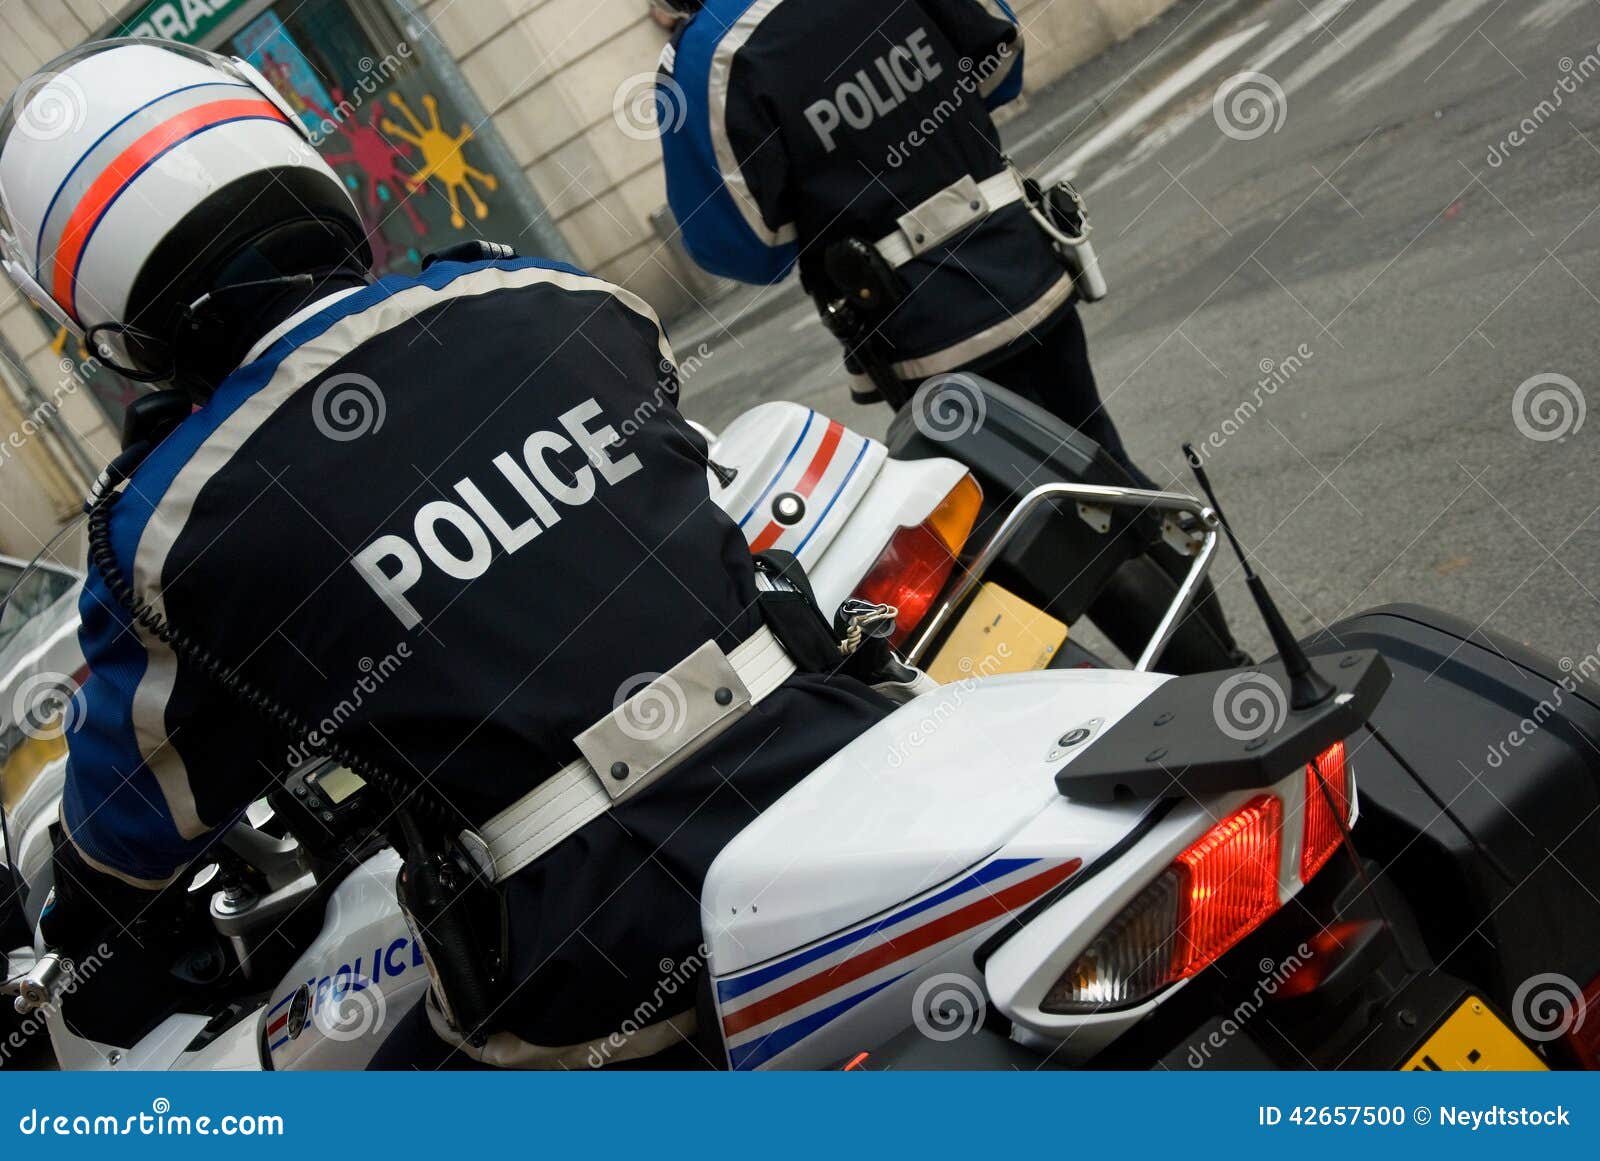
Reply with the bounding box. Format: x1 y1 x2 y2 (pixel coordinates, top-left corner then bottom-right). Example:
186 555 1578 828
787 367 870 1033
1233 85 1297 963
0 38 370 388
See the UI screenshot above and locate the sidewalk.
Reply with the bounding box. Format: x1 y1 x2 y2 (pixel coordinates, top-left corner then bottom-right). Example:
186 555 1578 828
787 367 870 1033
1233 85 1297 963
663 0 1273 354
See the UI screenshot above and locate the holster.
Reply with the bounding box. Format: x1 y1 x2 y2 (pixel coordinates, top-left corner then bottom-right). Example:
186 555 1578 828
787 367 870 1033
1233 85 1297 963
1022 176 1108 302
814 239 912 410
396 824 509 1047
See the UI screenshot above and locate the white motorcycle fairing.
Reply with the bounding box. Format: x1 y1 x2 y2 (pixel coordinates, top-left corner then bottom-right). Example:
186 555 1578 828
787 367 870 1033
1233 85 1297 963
180 669 1172 1072
703 668 1169 1069
708 402 966 617
259 849 428 1071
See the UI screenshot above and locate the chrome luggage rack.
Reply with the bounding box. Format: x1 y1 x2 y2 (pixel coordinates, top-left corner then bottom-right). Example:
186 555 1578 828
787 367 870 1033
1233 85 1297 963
901 482 1220 674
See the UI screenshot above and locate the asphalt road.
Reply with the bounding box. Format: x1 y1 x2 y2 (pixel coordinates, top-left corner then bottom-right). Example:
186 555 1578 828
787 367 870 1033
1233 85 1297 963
675 0 1600 665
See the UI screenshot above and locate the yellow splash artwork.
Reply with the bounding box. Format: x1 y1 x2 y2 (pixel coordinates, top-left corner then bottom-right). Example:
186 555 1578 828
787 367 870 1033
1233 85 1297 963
382 93 498 228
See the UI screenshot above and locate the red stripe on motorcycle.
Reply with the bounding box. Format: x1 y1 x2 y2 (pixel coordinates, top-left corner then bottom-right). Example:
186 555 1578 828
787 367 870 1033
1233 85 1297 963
720 858 1081 1038
794 420 844 496
747 420 846 552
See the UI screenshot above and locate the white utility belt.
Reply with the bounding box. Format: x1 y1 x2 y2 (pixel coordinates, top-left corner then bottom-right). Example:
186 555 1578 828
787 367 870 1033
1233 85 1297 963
476 626 797 883
874 168 1029 269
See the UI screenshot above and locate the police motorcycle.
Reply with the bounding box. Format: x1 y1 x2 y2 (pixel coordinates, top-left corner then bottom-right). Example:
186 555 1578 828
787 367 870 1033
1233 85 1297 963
4 384 1600 1072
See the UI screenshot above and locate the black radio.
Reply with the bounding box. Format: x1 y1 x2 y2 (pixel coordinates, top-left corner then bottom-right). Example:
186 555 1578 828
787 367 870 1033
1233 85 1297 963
270 759 385 861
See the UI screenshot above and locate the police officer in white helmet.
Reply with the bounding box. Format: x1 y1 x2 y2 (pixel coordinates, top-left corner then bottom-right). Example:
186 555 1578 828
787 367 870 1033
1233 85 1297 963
0 39 890 1065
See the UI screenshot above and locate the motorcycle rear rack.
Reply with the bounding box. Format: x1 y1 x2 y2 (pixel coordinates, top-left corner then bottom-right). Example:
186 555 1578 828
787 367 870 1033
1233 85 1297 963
902 481 1221 672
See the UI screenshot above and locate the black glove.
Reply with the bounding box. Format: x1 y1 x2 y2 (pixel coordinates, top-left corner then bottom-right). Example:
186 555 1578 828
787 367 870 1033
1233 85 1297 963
38 835 200 1046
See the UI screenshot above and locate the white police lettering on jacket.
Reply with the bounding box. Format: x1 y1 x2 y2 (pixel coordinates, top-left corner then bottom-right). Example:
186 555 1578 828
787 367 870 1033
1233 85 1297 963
352 396 643 628
803 27 943 153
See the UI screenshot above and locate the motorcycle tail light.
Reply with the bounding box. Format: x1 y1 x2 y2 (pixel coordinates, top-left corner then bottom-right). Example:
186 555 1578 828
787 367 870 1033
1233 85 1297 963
1299 740 1352 883
1043 795 1283 1012
1566 975 1600 1069
849 473 982 647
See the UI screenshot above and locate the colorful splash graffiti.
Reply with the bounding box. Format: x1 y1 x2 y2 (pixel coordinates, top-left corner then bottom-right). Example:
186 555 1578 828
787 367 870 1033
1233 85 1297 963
382 94 498 229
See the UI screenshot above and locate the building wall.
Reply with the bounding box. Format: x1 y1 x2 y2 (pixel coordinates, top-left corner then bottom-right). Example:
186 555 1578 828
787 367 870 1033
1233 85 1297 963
0 0 132 557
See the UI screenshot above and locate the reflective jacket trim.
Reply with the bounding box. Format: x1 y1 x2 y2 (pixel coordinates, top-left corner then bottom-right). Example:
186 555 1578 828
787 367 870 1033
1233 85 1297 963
707 0 798 249
890 267 1075 380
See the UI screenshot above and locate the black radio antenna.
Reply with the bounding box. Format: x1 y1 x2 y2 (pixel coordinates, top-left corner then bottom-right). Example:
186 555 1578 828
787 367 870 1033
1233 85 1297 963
1183 444 1334 710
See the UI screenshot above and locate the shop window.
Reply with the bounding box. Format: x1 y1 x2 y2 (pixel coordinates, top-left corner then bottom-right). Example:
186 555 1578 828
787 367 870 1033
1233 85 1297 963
229 0 523 275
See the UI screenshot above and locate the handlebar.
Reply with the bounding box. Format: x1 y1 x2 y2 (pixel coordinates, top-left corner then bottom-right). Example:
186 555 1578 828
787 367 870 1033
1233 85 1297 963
902 481 1220 672
2 947 64 1015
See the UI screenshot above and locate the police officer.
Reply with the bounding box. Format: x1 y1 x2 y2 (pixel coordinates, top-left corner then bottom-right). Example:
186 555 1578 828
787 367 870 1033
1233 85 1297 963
658 0 1251 671
657 0 1149 482
1 39 888 1065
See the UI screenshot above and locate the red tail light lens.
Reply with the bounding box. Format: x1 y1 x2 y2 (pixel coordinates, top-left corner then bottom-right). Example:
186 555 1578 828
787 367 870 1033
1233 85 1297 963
1300 741 1351 883
1567 975 1600 1069
849 474 982 647
1044 795 1283 1011
1174 794 1283 977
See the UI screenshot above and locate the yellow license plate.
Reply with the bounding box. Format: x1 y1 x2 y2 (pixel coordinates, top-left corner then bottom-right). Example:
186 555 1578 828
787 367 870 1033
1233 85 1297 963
925 582 1067 684
1402 996 1547 1071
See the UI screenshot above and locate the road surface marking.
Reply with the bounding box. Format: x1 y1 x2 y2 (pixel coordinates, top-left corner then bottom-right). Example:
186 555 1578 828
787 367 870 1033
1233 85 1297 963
1039 21 1267 182
1519 0 1590 32
1337 0 1504 102
1076 0 1362 189
1279 0 1421 97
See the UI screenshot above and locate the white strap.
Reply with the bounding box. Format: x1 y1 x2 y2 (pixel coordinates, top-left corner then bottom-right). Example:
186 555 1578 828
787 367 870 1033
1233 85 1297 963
479 627 795 882
875 169 1028 269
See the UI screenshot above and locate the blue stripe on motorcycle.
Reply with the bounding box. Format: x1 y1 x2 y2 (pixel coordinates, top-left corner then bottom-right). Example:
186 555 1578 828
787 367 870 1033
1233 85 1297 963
727 973 907 1070
793 438 870 556
715 857 1036 1003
